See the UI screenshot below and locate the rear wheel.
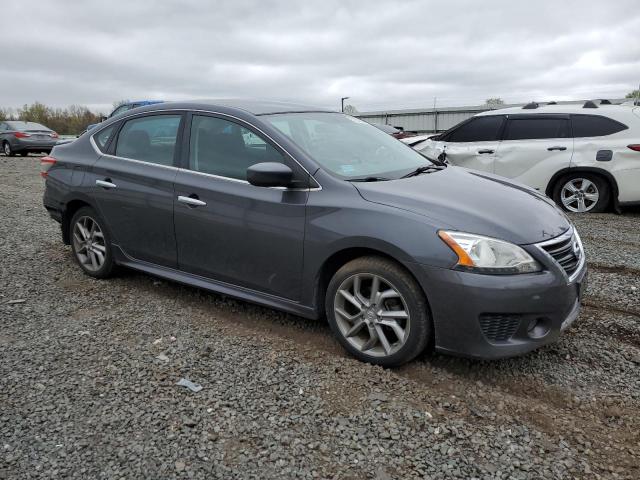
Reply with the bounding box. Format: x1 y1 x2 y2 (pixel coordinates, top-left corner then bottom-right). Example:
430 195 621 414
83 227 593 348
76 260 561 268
325 256 431 367
553 173 610 213
20 151 28 157
70 206 116 278
3 142 14 157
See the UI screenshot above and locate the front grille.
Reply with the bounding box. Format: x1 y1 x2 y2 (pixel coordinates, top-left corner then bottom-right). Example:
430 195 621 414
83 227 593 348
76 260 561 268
540 231 582 277
479 314 521 342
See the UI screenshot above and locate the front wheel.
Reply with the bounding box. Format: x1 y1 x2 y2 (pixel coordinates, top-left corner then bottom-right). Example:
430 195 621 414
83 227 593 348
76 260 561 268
70 206 116 278
553 173 610 213
326 256 431 367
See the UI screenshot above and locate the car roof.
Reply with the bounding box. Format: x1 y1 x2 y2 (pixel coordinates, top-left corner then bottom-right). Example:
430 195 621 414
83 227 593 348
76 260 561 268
476 103 640 123
128 100 164 105
131 99 336 116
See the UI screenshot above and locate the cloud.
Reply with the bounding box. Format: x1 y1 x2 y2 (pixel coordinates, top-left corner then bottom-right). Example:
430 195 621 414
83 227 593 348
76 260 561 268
1 0 638 113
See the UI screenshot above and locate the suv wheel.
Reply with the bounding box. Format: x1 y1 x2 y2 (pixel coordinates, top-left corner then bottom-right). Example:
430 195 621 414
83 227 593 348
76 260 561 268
70 206 115 278
326 256 431 367
3 142 14 157
553 173 609 213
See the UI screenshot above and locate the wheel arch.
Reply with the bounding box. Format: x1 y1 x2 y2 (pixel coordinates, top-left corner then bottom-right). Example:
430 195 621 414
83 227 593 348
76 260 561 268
545 167 620 212
313 246 431 320
61 196 97 244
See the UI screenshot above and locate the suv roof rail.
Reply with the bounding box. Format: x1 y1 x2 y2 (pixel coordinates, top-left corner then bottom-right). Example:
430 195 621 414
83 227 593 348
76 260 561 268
583 100 598 109
547 101 557 105
522 102 539 109
599 99 612 105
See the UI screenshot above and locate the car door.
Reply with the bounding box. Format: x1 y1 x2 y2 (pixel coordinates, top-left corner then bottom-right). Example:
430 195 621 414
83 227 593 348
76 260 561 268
433 115 505 172
88 113 183 267
173 113 308 301
494 115 573 191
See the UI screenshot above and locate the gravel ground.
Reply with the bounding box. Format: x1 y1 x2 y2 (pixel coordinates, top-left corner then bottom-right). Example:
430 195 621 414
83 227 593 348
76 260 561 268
1 155 638 479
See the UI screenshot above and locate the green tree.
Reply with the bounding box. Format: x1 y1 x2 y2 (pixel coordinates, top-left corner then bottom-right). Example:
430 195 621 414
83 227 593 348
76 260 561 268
626 90 639 99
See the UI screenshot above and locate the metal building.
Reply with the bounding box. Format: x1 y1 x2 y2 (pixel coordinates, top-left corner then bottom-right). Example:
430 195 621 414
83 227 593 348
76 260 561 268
356 99 627 134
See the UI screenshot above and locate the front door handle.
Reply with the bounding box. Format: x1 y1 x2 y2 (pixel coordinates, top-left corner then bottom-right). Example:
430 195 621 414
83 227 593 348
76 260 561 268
178 195 207 207
547 146 567 151
477 149 494 154
96 179 117 189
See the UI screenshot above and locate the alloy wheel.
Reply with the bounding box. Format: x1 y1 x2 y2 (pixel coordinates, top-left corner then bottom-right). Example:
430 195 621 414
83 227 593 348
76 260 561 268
3 143 10 156
560 178 599 213
333 273 410 357
72 216 107 272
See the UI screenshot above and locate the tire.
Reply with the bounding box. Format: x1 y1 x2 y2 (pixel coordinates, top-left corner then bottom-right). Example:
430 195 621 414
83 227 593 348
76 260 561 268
20 151 28 157
552 173 610 213
3 141 14 157
325 256 431 367
69 206 116 278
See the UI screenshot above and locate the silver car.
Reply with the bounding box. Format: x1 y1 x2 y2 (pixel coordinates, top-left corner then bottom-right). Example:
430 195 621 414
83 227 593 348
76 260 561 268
0 121 59 156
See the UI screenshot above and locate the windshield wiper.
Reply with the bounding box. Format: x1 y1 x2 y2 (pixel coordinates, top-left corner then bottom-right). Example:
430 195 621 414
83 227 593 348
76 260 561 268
347 176 391 182
401 164 445 178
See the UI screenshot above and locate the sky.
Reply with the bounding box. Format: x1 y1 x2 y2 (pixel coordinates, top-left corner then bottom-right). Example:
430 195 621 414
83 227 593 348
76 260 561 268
1 0 639 114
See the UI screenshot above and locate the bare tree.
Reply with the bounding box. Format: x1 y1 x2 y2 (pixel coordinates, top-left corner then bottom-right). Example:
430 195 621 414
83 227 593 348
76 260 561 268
485 97 505 107
343 104 358 115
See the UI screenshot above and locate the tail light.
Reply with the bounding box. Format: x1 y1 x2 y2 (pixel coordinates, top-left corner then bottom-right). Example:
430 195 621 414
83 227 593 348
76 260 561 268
14 132 31 138
50 132 59 139
627 144 640 152
40 156 57 178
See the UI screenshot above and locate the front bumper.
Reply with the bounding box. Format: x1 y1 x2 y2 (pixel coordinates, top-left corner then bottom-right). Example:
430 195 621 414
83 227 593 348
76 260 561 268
410 261 587 359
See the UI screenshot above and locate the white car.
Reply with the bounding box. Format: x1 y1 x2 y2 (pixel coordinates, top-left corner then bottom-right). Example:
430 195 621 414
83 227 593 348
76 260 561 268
417 102 640 212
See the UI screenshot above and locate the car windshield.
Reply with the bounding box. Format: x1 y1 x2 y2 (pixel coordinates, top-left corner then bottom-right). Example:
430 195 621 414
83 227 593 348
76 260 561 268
263 112 433 180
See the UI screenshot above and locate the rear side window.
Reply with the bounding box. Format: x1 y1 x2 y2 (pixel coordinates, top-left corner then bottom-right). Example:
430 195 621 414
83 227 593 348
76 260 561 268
447 116 504 142
94 125 116 152
115 115 181 166
504 118 569 140
189 115 285 180
572 115 627 137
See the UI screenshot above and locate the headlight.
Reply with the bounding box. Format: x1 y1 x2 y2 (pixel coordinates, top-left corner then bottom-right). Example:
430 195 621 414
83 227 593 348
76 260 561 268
438 230 541 274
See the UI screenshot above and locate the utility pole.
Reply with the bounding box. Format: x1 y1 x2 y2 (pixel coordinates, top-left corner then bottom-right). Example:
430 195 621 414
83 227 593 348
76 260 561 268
341 97 350 113
433 96 438 133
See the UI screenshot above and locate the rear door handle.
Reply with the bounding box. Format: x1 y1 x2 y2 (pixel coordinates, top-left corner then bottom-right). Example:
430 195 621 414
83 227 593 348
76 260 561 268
96 179 117 189
477 149 494 154
547 146 567 151
178 195 207 207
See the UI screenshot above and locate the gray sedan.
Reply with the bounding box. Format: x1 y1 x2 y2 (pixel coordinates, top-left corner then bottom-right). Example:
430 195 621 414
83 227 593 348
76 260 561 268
0 120 59 156
42 100 586 366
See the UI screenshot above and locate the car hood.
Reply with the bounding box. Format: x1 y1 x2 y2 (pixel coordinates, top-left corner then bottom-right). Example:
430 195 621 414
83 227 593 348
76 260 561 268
353 166 570 245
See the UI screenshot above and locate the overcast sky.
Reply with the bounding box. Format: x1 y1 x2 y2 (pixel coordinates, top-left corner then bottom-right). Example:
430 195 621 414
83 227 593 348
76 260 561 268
1 0 639 113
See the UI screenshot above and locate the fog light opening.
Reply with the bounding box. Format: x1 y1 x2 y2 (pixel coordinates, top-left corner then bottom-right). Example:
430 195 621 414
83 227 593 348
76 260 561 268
527 317 550 339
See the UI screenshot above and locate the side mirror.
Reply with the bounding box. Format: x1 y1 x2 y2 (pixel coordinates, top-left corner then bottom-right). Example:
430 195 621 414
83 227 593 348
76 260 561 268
247 162 293 188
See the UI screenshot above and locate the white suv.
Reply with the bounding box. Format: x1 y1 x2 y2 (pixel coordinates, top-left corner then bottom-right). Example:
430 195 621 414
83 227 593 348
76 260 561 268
417 102 640 213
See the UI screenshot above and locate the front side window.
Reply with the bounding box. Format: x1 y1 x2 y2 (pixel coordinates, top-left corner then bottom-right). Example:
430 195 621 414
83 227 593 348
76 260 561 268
115 115 181 165
263 112 434 180
189 115 285 180
572 115 627 137
504 117 569 140
446 116 504 142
